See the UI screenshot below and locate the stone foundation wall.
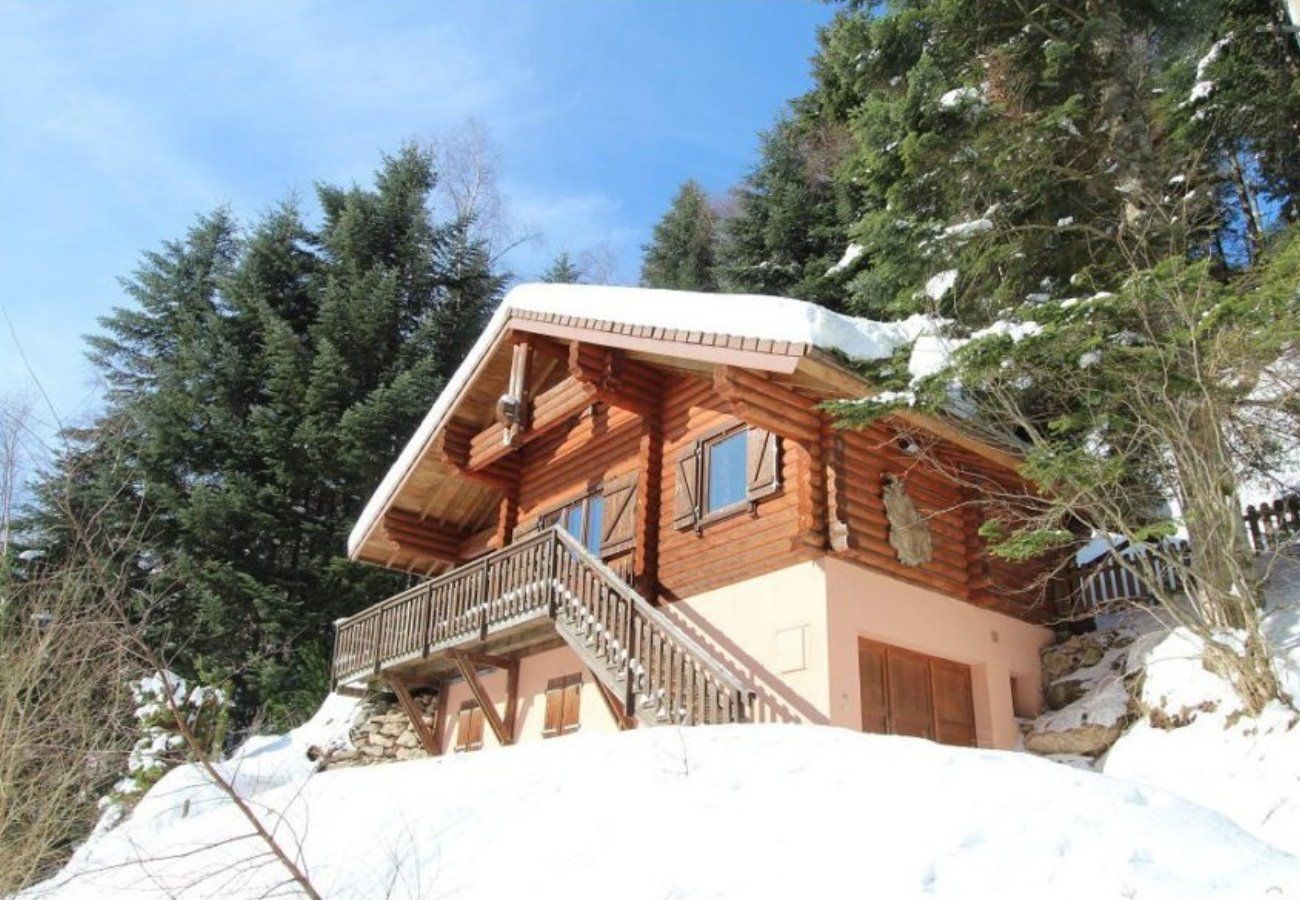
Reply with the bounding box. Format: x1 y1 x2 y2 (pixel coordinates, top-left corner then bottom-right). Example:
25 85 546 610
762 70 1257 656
318 691 439 768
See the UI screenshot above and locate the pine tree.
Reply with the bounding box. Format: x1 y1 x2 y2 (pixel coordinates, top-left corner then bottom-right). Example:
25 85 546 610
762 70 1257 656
818 0 1300 710
541 251 584 284
640 180 720 291
25 146 505 727
719 116 852 308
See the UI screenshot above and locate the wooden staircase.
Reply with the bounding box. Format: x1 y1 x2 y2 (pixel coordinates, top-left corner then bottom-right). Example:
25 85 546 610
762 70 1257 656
546 528 752 726
333 526 753 728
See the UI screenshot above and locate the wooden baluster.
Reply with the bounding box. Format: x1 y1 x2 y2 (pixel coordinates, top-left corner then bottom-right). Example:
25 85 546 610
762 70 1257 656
625 612 640 713
694 663 704 725
479 560 491 639
1245 505 1262 555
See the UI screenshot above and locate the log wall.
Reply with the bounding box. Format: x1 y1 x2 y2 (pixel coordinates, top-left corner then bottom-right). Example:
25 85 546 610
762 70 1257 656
656 374 818 601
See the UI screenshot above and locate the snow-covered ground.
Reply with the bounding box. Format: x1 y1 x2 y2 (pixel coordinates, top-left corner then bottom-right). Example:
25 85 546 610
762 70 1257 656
1094 553 1300 857
27 699 1300 898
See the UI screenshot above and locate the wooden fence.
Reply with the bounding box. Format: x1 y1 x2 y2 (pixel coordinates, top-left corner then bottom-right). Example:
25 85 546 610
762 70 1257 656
1244 494 1300 554
1077 492 1298 609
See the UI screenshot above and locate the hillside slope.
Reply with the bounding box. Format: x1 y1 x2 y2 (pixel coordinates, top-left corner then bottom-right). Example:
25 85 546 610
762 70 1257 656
1026 551 1300 857
29 704 1300 899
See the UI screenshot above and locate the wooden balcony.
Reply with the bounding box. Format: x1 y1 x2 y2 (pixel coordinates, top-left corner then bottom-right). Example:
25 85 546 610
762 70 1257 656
333 526 753 727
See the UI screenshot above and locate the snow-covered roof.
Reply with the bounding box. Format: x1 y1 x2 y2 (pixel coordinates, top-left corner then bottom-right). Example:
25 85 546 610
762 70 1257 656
507 283 938 361
348 284 946 558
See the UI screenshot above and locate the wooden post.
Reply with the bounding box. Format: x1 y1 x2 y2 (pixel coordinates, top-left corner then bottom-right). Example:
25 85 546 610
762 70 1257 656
503 658 521 741
479 560 491 640
547 530 560 616
429 678 446 755
386 675 441 756
633 386 663 600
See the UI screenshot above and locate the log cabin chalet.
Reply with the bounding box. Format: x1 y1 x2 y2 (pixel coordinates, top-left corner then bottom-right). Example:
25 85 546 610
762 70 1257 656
335 285 1064 754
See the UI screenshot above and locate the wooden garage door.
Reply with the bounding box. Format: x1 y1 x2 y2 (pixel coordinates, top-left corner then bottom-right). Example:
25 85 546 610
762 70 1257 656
858 639 977 747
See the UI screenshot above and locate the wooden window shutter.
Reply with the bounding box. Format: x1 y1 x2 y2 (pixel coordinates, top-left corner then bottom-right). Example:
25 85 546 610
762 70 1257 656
543 674 582 738
600 473 637 555
456 701 484 752
673 442 701 530
745 427 781 501
561 676 582 734
542 679 565 737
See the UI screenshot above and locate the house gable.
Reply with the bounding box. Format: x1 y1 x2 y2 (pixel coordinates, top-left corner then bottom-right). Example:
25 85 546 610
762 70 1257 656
347 284 1059 624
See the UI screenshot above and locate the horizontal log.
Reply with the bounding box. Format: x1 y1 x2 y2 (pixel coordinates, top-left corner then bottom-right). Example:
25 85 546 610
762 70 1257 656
466 377 597 470
721 367 820 417
715 380 821 431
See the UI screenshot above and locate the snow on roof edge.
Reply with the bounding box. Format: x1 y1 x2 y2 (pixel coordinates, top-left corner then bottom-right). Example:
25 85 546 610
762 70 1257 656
348 284 943 558
346 300 515 558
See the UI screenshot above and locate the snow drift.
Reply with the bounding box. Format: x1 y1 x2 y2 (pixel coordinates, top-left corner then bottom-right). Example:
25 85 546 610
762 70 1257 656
29 707 1300 899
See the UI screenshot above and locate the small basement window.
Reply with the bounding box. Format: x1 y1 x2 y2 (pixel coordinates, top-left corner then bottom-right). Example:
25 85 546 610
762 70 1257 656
542 673 582 738
704 427 748 515
454 700 485 752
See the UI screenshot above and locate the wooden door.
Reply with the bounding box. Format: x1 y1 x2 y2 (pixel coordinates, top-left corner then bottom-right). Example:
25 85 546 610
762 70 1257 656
930 658 977 747
857 638 976 748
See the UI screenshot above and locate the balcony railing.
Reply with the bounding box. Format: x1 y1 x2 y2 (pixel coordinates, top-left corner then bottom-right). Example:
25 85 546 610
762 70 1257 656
332 526 753 726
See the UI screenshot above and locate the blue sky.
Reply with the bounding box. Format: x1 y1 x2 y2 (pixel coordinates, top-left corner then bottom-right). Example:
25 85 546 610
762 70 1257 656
0 0 834 440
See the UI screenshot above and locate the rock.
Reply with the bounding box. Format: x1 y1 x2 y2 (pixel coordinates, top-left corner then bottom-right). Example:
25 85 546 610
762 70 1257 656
379 721 407 738
1023 723 1124 756
395 730 421 749
1046 679 1088 711
394 747 429 761
1042 647 1078 680
369 733 395 749
360 744 388 758
1078 642 1106 668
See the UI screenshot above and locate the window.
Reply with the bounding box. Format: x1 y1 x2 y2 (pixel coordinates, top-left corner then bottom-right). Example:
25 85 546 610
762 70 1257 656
542 673 582 738
454 700 484 752
704 428 748 514
542 491 605 555
673 423 780 531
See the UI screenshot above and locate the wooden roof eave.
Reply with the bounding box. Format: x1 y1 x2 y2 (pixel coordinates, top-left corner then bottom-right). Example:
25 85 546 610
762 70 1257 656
796 349 1027 476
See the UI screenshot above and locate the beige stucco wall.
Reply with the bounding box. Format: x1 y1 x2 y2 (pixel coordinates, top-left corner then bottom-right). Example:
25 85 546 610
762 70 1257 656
662 557 1050 749
662 561 834 724
435 644 621 753
822 557 1052 749
429 557 1050 753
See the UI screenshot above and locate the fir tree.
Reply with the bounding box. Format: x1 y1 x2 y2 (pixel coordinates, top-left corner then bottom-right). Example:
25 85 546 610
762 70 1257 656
541 251 584 284
25 146 505 727
818 0 1300 710
719 116 852 308
640 180 720 291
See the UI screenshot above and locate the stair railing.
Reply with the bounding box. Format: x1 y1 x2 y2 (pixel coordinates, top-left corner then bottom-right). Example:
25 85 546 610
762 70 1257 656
548 527 753 725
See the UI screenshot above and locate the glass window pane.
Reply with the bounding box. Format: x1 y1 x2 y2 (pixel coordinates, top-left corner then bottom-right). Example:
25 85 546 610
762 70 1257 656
562 504 584 540
706 430 748 512
585 497 604 554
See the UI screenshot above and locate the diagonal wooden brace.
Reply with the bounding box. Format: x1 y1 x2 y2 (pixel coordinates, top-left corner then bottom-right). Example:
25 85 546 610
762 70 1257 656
385 674 442 755
449 649 519 746
588 666 636 731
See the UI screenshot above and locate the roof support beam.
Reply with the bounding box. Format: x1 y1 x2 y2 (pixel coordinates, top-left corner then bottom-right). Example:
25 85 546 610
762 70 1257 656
466 376 598 471
381 508 465 564
567 342 659 418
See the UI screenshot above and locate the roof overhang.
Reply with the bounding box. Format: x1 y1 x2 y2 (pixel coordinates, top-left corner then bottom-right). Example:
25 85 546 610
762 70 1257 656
347 284 1027 570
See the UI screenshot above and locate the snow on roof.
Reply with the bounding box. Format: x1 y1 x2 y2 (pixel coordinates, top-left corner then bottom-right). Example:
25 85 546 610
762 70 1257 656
507 283 938 361
348 284 942 557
